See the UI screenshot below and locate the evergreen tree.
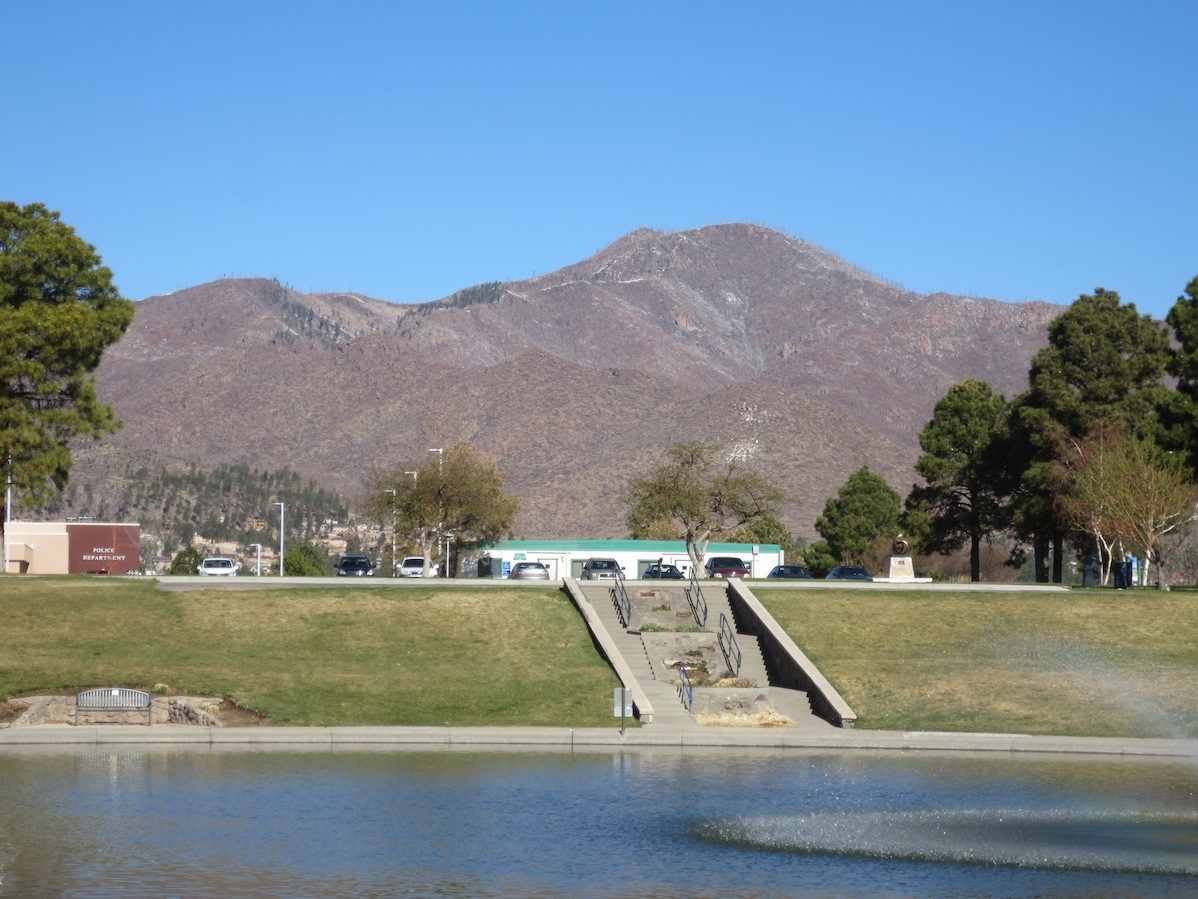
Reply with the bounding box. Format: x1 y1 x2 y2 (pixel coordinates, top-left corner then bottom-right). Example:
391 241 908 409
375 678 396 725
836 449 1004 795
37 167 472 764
1023 288 1169 442
1012 288 1170 581
1158 276 1198 470
814 466 901 565
799 540 839 578
0 202 134 524
279 542 332 576
167 546 204 575
909 380 1014 581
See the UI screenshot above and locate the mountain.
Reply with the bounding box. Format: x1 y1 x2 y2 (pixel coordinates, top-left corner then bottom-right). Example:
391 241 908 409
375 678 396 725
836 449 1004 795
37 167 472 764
73 223 1065 542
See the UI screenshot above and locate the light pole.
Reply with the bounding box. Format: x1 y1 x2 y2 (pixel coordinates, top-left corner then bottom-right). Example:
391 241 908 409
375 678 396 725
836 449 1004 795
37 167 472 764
384 488 397 577
443 530 455 578
3 455 11 576
428 449 444 571
273 502 285 577
399 470 418 577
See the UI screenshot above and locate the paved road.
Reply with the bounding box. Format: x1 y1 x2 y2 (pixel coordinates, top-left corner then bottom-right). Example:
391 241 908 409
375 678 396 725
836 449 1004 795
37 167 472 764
155 575 534 590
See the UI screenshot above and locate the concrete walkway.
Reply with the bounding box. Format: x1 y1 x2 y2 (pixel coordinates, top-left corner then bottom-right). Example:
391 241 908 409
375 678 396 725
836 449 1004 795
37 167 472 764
1 723 1195 759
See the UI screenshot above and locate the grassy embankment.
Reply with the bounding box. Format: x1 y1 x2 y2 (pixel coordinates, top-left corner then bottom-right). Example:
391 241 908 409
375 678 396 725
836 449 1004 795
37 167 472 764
2 578 1195 736
0 577 622 728
758 588 1198 738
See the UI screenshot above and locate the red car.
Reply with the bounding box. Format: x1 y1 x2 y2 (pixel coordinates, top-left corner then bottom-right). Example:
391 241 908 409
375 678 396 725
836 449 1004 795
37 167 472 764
704 556 750 578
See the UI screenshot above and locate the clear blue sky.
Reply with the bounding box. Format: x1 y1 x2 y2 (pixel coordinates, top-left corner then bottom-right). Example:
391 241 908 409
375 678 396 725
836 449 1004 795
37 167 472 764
7 2 1196 319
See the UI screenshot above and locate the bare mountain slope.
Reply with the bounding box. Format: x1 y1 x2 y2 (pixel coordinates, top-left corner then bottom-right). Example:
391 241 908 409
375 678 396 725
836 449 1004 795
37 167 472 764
82 223 1065 540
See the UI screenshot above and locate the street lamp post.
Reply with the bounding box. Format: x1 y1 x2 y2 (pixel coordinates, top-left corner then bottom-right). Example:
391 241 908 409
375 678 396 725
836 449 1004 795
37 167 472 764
384 488 397 577
273 502 285 577
394 470 419 578
443 530 456 579
3 456 11 576
428 450 444 572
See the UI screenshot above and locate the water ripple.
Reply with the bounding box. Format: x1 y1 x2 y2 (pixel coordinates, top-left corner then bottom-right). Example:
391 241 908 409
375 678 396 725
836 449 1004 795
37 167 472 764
695 808 1198 874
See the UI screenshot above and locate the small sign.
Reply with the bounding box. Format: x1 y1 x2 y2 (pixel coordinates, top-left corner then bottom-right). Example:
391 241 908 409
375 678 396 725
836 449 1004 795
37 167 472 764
613 687 633 717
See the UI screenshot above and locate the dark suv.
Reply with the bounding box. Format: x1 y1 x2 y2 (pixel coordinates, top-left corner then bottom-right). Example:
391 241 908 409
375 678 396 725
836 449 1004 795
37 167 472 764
335 555 375 576
704 556 750 578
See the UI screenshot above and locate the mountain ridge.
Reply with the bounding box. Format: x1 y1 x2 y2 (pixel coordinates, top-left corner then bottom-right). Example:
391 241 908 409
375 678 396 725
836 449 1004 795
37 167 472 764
71 223 1064 542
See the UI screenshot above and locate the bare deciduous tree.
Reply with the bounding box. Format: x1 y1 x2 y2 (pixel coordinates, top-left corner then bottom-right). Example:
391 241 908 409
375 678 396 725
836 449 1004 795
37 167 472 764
1055 426 1198 588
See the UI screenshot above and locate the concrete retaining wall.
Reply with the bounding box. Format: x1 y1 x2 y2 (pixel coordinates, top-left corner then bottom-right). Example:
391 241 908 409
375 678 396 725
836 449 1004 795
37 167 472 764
3 695 221 727
725 580 857 728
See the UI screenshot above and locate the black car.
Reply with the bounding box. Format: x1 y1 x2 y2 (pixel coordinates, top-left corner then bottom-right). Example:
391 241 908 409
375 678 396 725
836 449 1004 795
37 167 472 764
335 555 375 576
643 562 684 579
826 565 871 581
767 564 813 579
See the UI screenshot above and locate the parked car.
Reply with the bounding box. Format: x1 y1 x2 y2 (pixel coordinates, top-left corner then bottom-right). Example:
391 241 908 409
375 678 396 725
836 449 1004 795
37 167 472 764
826 565 872 580
767 564 813 579
198 557 239 577
509 561 551 580
334 555 374 576
704 556 750 578
581 558 622 580
642 562 685 579
399 556 438 577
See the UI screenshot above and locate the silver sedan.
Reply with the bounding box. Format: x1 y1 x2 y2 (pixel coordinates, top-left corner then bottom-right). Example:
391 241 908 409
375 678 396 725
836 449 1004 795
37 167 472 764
509 561 551 580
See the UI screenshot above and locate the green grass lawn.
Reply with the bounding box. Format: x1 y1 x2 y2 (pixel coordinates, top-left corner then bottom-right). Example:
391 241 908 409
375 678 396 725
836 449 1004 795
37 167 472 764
758 588 1198 738
0 577 622 727
4 578 1196 737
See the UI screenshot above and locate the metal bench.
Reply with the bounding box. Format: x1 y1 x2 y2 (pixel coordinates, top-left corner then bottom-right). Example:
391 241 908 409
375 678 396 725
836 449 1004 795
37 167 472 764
74 687 153 726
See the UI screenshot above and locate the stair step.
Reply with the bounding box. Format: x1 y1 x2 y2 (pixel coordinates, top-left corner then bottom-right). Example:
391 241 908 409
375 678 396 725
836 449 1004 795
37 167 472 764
574 579 829 729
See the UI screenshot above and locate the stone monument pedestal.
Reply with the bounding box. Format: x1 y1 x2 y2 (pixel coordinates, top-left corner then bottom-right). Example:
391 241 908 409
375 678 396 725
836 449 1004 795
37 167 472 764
871 555 932 584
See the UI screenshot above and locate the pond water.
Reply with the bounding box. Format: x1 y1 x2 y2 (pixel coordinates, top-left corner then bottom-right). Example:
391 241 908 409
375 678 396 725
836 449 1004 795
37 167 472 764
0 744 1195 897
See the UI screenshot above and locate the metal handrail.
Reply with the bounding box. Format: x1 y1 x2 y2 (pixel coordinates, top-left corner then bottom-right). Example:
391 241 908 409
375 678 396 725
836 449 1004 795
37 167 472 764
677 664 694 711
610 567 631 628
685 572 708 627
718 612 742 677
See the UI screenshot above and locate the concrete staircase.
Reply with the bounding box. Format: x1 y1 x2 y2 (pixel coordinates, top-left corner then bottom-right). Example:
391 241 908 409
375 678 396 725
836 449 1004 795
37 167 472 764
577 580 695 729
689 580 823 728
571 577 828 730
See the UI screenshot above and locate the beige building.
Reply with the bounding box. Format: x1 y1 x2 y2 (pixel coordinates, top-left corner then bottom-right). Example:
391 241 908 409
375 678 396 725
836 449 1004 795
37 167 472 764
4 521 141 575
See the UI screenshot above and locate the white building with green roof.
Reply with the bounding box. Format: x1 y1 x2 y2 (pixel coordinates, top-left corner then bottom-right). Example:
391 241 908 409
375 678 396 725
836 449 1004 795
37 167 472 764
478 539 783 580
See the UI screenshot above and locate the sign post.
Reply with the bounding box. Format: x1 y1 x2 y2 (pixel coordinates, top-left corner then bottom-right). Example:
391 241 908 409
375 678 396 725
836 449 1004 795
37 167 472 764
613 686 632 735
